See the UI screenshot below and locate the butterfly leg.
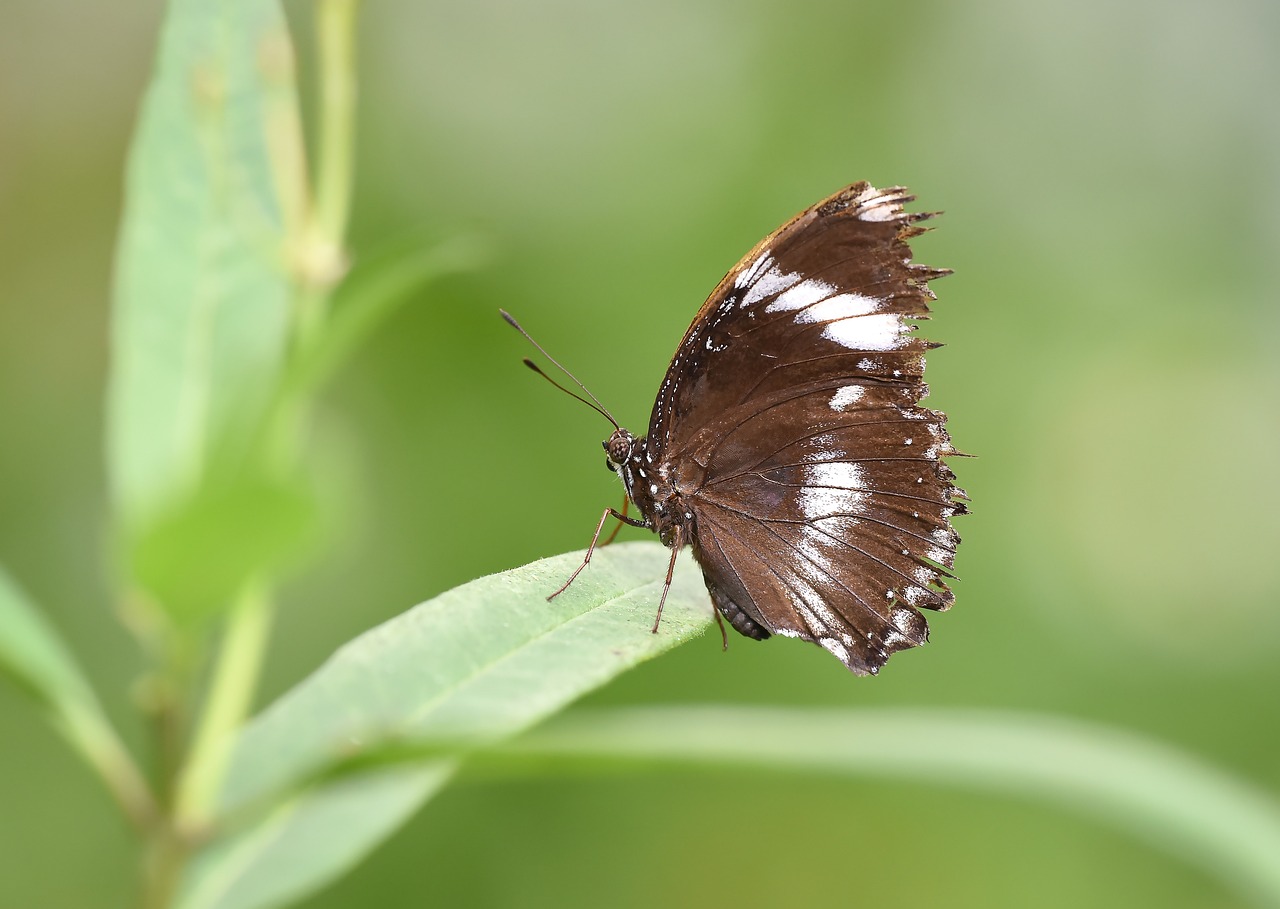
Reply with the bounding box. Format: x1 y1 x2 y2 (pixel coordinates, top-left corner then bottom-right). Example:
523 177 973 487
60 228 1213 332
712 606 728 651
650 525 684 633
548 506 648 602
600 494 630 547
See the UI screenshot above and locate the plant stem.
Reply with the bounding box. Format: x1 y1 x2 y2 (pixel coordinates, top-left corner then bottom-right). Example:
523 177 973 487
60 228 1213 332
294 0 362 349
141 818 187 909
261 16 310 258
266 0 362 469
314 0 361 263
57 700 158 831
175 582 272 831
135 640 192 909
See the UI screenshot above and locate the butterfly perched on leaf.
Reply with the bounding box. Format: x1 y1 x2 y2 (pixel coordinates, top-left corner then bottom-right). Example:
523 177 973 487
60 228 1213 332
508 182 966 675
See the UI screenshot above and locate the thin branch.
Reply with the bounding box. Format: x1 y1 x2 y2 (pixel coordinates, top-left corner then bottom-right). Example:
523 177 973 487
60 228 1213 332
175 582 272 831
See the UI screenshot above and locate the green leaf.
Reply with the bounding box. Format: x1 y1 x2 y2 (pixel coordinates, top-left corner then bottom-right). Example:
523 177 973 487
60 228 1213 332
501 706 1280 908
177 542 710 909
0 568 99 714
0 568 154 823
108 0 298 526
131 470 320 625
177 764 452 909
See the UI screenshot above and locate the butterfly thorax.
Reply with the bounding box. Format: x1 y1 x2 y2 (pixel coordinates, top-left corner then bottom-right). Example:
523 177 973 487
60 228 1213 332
603 428 690 547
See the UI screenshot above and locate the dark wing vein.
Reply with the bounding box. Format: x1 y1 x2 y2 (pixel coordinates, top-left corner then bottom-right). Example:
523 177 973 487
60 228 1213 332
751 517 888 625
746 472 955 509
765 511 958 559
699 506 841 641
695 492 951 601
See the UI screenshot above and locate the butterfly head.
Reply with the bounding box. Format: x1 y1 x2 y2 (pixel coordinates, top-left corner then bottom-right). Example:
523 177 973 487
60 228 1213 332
602 427 669 536
603 428 636 472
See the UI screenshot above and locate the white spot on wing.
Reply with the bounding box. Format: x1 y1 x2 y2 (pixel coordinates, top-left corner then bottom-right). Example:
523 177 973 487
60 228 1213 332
891 608 920 634
926 527 955 564
735 252 773 290
854 184 910 222
764 278 837 313
820 637 850 663
901 586 929 606
794 293 881 324
741 262 803 307
810 462 868 489
821 313 906 350
798 462 871 518
860 207 901 223
829 385 866 411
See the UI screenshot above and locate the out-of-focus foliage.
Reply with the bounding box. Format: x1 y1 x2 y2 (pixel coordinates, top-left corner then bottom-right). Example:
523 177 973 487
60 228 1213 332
0 0 1276 907
106 0 295 530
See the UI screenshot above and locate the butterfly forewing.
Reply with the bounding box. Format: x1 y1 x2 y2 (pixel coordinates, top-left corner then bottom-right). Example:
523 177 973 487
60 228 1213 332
649 183 943 450
648 182 964 675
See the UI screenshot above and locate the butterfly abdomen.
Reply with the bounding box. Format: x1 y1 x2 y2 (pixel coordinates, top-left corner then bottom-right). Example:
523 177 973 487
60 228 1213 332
705 580 771 641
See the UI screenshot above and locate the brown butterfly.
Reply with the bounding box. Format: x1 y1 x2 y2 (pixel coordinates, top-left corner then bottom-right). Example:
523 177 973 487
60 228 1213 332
506 182 965 675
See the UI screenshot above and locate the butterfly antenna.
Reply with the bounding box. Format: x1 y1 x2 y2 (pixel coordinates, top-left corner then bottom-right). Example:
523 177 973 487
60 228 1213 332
521 359 619 428
501 310 619 428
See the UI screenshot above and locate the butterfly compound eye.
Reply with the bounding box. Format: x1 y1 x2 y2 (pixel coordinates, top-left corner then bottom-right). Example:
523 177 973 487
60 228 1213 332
605 430 632 466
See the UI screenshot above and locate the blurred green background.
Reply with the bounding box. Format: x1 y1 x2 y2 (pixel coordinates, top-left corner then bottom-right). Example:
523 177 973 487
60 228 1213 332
2 0 1278 906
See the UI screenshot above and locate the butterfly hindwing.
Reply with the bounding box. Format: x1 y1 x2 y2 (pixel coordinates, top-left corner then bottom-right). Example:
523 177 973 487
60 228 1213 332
690 387 959 674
